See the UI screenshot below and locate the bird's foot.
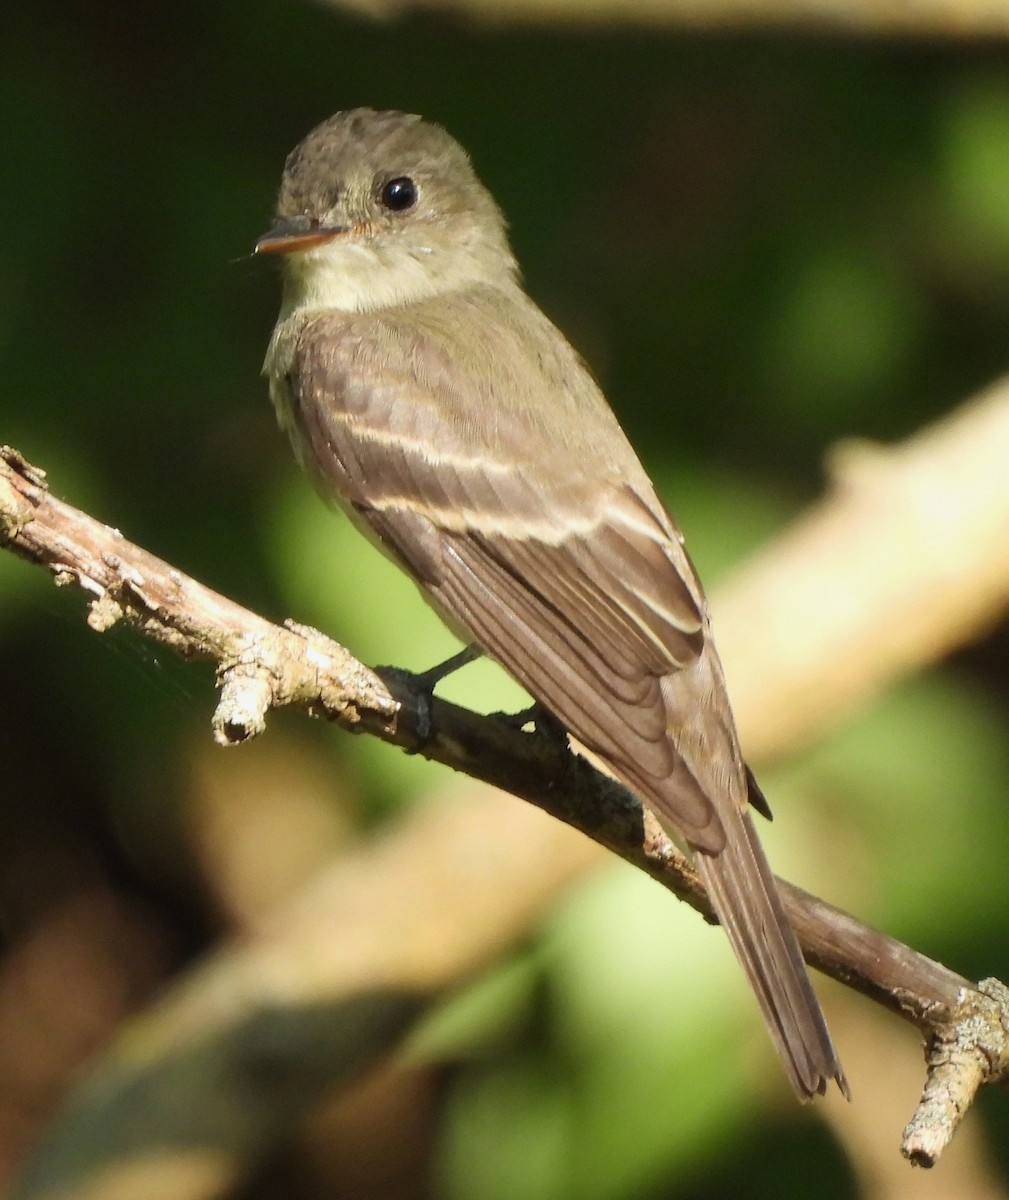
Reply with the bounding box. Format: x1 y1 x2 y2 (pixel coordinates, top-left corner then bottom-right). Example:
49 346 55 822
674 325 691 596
377 645 482 750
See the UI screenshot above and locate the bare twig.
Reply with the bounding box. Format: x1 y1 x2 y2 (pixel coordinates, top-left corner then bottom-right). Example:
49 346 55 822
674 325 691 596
902 978 1009 1167
0 441 992 1026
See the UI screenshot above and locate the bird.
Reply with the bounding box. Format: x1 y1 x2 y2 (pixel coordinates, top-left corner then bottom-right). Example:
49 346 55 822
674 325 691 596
256 107 846 1100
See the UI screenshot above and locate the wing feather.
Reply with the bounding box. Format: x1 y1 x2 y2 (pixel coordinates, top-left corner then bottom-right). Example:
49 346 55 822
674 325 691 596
288 305 730 843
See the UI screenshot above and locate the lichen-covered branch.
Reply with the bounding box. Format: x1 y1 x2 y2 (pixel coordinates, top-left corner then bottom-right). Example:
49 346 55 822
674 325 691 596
901 979 1009 1168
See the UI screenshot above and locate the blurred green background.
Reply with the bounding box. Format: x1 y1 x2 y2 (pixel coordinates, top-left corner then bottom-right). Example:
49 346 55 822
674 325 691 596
1 3 1009 1198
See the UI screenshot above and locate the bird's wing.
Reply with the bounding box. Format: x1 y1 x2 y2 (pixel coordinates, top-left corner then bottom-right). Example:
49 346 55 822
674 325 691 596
281 299 846 1099
284 302 733 851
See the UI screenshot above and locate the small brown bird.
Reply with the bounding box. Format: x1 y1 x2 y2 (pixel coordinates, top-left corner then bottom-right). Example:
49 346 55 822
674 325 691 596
257 108 846 1100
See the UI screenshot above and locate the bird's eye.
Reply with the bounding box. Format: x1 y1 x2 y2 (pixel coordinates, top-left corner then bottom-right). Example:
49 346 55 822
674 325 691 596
380 176 418 212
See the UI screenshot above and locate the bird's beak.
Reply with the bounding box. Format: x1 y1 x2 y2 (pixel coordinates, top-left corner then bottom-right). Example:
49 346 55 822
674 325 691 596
255 216 350 255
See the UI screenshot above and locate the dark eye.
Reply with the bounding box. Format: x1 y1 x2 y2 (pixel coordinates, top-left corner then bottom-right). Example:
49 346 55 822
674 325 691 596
380 176 418 212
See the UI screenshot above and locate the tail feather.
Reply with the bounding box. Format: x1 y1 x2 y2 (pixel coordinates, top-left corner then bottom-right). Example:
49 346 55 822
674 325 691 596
694 809 848 1101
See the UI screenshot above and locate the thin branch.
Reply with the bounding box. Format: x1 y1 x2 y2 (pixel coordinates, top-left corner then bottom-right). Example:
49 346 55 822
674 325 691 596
902 978 1009 1167
0 442 982 1024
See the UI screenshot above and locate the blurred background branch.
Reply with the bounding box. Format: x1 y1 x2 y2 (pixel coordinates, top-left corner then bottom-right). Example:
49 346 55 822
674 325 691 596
320 0 1009 38
716 375 1009 761
12 790 601 1200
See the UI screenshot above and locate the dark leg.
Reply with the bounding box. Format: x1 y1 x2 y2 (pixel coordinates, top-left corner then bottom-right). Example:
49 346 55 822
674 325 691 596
412 645 483 692
378 645 482 747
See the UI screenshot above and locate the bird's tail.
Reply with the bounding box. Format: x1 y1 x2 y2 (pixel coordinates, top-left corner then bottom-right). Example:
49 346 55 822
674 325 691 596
694 807 849 1101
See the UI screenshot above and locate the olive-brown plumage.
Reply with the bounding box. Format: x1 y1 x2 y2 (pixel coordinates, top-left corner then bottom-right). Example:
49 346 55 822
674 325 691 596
258 108 847 1100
